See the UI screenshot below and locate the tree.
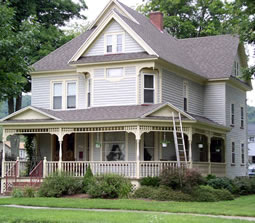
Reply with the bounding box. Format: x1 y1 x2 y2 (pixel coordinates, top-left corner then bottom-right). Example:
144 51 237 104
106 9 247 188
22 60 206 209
139 0 234 39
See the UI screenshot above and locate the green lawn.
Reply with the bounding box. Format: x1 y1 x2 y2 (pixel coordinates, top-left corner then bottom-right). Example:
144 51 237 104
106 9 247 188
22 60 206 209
0 195 255 217
0 207 251 223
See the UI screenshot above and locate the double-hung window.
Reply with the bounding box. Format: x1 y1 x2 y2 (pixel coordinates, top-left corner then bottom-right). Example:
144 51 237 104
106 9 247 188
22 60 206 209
241 106 244 128
67 82 76 109
105 33 123 54
144 74 154 104
232 142 235 164
234 61 239 76
183 82 188 112
106 35 113 53
87 79 91 108
231 104 235 126
53 83 62 109
241 143 245 164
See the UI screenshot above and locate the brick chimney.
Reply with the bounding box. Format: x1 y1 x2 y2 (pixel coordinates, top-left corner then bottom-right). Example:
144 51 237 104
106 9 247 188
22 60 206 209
149 12 163 31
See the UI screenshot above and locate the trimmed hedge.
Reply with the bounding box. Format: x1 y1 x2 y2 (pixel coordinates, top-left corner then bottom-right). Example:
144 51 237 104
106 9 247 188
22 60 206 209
140 177 160 187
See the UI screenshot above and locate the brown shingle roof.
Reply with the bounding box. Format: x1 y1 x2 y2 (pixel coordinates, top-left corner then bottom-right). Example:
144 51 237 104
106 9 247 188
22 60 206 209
32 0 241 80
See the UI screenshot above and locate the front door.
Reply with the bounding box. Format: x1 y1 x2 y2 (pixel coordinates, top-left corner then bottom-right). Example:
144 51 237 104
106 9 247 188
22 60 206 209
53 134 75 161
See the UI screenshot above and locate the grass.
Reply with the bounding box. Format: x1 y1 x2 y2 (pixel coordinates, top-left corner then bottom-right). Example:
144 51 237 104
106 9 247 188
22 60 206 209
0 195 255 217
0 207 252 223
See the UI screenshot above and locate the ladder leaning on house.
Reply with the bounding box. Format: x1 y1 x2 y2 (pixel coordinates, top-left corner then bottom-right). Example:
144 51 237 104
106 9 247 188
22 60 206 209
172 112 188 168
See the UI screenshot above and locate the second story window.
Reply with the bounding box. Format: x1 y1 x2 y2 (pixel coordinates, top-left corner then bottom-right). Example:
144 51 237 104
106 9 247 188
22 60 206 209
234 61 239 76
67 82 76 109
107 68 123 78
231 104 235 126
87 79 91 108
53 83 62 109
144 74 154 104
232 142 235 164
241 143 245 164
117 34 123 52
183 81 188 112
241 106 244 128
249 137 255 142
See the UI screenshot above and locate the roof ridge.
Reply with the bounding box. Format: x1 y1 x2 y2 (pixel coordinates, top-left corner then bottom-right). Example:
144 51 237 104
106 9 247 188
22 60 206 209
180 34 239 41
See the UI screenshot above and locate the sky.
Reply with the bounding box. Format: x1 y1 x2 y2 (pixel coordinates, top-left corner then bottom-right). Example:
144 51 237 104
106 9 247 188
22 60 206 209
71 0 255 106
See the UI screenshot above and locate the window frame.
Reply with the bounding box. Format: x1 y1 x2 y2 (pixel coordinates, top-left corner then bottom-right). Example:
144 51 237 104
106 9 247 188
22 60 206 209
87 78 92 108
66 81 77 109
106 67 124 78
183 81 188 112
240 106 244 129
234 61 239 76
241 143 245 165
52 82 63 110
231 141 235 164
104 32 124 54
231 103 235 126
143 73 155 104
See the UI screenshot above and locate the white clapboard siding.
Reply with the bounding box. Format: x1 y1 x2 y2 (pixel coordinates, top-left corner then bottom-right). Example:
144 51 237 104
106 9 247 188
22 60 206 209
225 83 247 178
162 69 204 116
85 20 145 56
203 83 226 125
31 74 86 109
93 72 137 106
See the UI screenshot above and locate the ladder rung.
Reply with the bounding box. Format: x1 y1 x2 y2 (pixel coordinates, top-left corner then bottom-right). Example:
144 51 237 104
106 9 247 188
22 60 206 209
178 144 183 146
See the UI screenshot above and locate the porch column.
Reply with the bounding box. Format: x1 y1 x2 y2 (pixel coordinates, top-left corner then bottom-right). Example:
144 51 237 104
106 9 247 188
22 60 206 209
58 139 63 172
1 139 6 178
207 135 211 175
135 126 141 179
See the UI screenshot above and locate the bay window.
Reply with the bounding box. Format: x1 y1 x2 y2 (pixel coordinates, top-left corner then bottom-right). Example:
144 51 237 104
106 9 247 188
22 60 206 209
144 74 154 104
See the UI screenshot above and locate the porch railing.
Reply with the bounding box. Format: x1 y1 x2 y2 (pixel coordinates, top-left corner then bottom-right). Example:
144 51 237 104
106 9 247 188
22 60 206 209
140 161 186 177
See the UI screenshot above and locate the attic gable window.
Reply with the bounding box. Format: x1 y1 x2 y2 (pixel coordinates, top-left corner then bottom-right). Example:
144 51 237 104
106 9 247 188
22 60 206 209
105 33 124 54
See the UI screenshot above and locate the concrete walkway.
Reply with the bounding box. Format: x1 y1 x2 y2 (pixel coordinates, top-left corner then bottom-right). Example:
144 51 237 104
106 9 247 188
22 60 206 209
3 204 255 222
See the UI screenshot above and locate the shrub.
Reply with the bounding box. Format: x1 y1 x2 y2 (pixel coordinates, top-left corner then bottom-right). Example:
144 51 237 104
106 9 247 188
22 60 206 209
38 172 83 197
206 174 217 181
83 165 94 193
133 186 192 201
160 168 204 190
191 185 234 202
23 186 36 197
12 188 24 198
87 174 133 198
133 186 156 199
232 177 255 195
207 177 234 193
140 177 160 187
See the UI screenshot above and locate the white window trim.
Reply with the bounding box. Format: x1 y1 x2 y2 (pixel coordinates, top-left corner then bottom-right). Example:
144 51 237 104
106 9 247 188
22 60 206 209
66 80 78 110
234 61 239 76
230 103 235 126
241 142 245 164
50 79 78 110
104 32 125 54
143 73 155 104
87 78 92 108
231 141 235 164
183 81 189 112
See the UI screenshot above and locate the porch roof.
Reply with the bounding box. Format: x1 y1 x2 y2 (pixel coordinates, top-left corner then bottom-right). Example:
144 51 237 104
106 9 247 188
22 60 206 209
1 104 227 130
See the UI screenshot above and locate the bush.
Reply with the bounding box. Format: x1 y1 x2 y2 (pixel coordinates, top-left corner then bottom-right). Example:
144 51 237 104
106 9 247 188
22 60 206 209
23 186 36 197
160 168 204 190
140 177 160 187
87 174 133 199
12 188 24 198
232 177 255 195
83 165 94 193
192 185 234 202
133 186 192 201
207 177 234 193
38 172 83 197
